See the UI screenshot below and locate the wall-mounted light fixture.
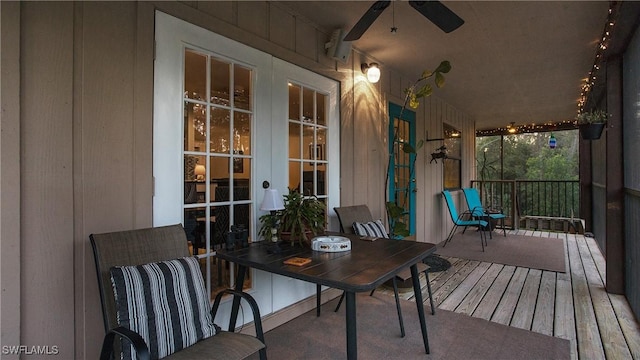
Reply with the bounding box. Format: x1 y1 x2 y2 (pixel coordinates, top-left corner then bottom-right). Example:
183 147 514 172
507 122 517 134
361 62 380 83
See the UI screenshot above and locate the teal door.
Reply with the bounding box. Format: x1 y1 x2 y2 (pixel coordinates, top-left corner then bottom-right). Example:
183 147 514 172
388 103 416 235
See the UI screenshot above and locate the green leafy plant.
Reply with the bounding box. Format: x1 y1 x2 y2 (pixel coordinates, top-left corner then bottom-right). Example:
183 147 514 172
385 60 451 238
259 189 325 246
576 109 610 124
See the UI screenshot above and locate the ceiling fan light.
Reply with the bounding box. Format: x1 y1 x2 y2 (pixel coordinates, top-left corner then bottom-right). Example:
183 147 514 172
361 62 381 83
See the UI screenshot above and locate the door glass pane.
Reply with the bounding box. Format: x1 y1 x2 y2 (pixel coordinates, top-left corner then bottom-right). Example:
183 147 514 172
303 125 314 160
184 206 207 253
185 50 206 101
316 92 326 126
184 154 206 202
234 65 252 110
288 84 301 121
317 128 326 150
210 58 230 106
210 107 230 154
234 112 251 155
210 156 230 198
289 123 301 158
212 204 230 249
302 87 314 122
289 161 301 191
234 203 251 230
184 102 207 152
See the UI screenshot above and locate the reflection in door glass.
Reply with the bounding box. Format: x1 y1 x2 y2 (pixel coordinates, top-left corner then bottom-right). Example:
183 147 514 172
183 48 253 299
288 83 329 220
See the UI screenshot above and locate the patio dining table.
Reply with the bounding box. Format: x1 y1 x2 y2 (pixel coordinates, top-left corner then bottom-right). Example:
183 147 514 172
215 232 436 359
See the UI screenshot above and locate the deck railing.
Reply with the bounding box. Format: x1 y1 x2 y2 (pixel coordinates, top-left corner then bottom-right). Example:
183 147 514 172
469 180 580 229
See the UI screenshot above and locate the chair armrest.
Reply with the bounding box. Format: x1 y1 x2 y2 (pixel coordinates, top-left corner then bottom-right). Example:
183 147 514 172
100 326 150 360
458 210 475 220
458 210 488 226
212 289 265 346
469 206 486 217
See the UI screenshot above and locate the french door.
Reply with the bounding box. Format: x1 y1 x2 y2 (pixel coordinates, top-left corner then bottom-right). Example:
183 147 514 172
153 12 339 321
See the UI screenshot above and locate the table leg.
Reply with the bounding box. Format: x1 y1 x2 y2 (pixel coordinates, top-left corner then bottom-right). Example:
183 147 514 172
411 264 430 354
228 264 247 332
345 291 357 360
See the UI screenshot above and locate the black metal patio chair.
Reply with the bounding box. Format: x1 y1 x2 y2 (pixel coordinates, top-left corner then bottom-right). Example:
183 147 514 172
90 224 266 360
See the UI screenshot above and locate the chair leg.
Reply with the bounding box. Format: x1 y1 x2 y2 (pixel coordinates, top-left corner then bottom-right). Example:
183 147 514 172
392 277 406 338
480 229 489 252
443 224 458 247
370 288 376 296
334 291 345 312
316 284 321 317
424 271 435 315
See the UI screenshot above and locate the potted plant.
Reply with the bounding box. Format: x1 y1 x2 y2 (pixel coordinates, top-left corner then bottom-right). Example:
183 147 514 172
259 189 325 246
576 108 609 140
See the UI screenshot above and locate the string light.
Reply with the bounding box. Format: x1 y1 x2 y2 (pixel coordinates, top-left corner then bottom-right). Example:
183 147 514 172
577 2 620 115
476 119 577 137
480 3 618 137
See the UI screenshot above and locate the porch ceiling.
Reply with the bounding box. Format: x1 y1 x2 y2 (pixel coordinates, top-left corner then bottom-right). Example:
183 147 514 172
279 1 610 131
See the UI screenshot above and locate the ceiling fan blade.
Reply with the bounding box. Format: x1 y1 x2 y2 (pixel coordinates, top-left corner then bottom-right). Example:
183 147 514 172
343 1 391 41
408 1 464 33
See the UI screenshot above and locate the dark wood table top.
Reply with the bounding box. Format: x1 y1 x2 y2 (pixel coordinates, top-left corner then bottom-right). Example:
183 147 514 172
216 233 436 292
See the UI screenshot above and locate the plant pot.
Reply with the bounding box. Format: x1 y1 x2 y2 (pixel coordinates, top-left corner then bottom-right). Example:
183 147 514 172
280 230 314 247
579 123 605 140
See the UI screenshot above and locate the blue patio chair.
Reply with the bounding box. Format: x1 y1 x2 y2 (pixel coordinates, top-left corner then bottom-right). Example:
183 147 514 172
442 190 489 251
462 187 507 237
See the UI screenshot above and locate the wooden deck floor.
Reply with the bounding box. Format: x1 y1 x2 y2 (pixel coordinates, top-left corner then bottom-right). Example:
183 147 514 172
381 230 640 360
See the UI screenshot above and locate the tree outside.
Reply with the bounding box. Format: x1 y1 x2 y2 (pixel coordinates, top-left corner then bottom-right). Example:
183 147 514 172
477 130 578 181
475 130 579 218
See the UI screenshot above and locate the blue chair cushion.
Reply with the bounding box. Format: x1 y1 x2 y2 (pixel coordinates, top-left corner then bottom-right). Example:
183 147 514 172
353 219 389 238
110 256 217 360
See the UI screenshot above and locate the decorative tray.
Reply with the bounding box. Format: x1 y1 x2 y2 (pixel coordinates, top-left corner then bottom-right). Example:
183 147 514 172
311 236 352 252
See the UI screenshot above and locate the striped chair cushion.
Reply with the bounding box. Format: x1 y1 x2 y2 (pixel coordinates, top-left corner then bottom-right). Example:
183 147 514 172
110 257 217 360
353 219 389 238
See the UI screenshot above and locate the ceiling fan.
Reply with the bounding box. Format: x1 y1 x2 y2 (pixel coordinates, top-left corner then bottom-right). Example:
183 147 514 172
343 1 464 41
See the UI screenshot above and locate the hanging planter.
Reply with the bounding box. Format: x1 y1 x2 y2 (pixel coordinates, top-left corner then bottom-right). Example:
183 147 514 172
578 122 606 140
576 109 609 140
